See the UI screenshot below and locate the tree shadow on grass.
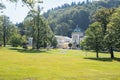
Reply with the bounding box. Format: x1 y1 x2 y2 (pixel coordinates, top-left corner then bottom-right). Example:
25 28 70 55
9 47 47 54
84 57 120 62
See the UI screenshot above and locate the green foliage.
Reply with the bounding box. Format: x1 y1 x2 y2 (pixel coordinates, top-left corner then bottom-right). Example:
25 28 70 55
0 20 3 44
84 7 120 58
9 26 28 47
84 22 104 58
10 34 22 47
0 41 2 46
68 43 72 49
0 15 17 46
45 8 90 37
43 0 120 37
106 7 120 51
80 39 90 50
93 8 115 34
21 35 27 44
21 36 28 49
37 17 53 48
24 10 55 49
92 8 116 58
51 36 57 48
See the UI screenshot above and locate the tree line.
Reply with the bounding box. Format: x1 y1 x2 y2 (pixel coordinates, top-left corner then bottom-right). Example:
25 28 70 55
43 0 120 59
81 7 120 59
0 0 57 49
43 0 120 37
0 0 119 58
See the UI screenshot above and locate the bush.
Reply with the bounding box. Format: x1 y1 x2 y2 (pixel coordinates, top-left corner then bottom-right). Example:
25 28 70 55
0 41 2 47
21 35 28 49
22 42 28 49
68 43 72 49
10 34 22 47
80 40 90 50
51 37 58 48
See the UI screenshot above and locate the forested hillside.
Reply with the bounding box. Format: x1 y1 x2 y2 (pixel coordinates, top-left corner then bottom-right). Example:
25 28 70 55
43 0 120 37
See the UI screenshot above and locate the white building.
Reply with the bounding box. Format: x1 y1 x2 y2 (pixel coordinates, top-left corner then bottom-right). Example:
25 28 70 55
55 35 72 48
27 26 84 49
28 37 33 46
72 25 84 48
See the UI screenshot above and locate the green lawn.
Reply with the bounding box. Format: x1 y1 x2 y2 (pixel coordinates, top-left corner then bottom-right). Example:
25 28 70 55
0 47 120 80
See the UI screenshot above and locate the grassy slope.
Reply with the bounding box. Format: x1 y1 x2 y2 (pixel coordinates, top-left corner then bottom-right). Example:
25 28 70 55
0 47 120 80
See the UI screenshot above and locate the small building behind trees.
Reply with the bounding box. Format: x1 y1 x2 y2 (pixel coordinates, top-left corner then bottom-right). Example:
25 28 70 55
55 25 84 49
27 26 85 49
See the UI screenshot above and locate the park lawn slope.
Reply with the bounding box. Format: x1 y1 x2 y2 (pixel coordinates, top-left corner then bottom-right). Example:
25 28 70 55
0 47 120 80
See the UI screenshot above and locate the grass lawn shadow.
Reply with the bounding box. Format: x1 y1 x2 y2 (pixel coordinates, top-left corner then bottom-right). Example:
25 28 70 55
9 47 47 54
84 57 120 62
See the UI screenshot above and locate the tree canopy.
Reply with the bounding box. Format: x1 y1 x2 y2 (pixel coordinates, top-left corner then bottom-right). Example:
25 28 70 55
43 0 120 37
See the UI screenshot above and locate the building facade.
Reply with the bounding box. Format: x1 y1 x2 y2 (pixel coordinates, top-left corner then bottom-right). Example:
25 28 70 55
72 25 84 49
55 35 72 49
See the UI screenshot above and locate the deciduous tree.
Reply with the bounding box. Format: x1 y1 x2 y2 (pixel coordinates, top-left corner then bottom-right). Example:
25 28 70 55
85 22 103 58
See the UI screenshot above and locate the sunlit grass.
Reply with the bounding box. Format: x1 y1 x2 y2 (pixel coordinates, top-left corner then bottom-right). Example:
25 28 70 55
0 47 120 80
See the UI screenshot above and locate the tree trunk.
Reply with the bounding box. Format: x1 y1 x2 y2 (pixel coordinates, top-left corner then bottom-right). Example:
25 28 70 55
36 28 40 49
3 29 6 47
95 44 99 58
3 17 6 47
36 7 40 50
96 49 99 58
103 23 107 35
110 46 114 59
32 18 36 49
95 38 99 58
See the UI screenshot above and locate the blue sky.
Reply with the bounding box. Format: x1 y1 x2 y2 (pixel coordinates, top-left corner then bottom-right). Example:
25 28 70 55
2 0 87 23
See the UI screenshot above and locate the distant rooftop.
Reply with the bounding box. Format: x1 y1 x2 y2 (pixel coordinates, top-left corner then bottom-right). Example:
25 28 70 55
74 25 81 32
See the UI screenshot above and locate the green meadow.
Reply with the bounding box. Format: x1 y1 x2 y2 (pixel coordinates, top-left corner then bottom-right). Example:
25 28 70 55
0 47 120 80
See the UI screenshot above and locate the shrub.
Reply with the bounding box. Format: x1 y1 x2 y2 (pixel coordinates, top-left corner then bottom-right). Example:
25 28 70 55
22 42 28 49
0 41 2 47
68 43 72 49
10 34 22 47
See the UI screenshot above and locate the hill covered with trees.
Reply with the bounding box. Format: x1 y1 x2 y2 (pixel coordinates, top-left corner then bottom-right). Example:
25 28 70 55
43 0 120 37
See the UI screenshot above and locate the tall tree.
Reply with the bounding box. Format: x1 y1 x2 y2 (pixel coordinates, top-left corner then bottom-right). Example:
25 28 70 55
85 22 103 58
1 15 10 47
0 14 18 46
93 8 116 59
24 7 55 49
36 6 41 49
105 7 120 58
24 10 38 49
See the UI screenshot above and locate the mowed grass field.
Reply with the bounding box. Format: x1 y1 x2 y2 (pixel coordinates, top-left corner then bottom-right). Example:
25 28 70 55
0 47 120 80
